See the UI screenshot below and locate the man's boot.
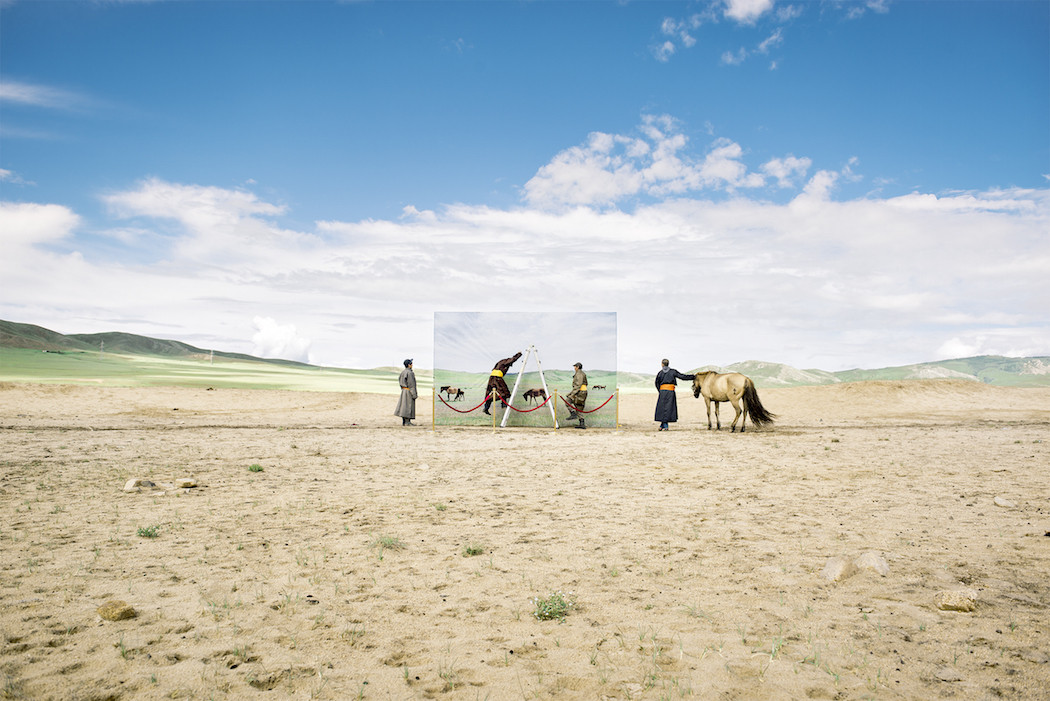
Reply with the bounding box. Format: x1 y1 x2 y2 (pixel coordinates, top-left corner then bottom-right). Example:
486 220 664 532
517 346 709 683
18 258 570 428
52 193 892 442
576 417 586 429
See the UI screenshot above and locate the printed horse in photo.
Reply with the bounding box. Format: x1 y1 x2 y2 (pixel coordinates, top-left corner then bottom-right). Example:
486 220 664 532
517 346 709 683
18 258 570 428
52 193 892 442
439 386 465 401
523 388 547 405
692 371 775 432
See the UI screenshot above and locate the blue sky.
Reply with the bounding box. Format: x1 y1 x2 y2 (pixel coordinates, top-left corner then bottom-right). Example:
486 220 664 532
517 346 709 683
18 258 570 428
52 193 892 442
1 0 1048 372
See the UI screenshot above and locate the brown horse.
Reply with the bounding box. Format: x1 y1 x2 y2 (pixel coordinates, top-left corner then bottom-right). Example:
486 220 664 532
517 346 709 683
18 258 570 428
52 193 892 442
440 386 464 401
523 388 547 404
692 371 775 432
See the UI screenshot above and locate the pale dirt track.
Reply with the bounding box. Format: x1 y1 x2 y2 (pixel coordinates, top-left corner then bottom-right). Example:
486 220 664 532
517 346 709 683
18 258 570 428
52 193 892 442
1 381 1048 700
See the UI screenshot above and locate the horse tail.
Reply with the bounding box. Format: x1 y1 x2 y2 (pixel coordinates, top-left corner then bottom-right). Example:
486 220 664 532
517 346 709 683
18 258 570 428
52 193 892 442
743 380 776 426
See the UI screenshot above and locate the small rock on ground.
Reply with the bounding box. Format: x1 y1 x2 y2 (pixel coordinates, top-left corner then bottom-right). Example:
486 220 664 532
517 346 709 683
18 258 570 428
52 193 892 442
122 478 155 493
97 600 137 621
935 589 978 612
854 552 890 576
821 556 857 582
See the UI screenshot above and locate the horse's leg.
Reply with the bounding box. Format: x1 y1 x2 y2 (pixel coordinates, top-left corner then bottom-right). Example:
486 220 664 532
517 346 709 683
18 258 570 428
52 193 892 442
730 397 743 432
714 401 722 430
704 397 713 430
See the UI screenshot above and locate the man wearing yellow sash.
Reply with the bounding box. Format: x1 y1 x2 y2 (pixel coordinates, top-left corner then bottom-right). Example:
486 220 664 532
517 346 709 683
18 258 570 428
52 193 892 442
483 351 522 415
564 361 589 429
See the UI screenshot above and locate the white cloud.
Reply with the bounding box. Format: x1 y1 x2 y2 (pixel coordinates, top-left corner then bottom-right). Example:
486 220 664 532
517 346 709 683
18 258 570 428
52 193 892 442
720 47 749 65
653 40 677 62
723 0 774 24
847 0 891 20
3 121 1047 372
524 116 770 208
0 201 80 248
792 169 840 207
757 28 784 53
102 178 320 268
252 316 313 363
0 79 94 111
652 12 712 61
0 168 32 185
761 155 812 187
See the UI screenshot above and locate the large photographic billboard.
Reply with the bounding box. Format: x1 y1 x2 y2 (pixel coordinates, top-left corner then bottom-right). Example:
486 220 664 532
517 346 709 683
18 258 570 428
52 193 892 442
433 312 618 428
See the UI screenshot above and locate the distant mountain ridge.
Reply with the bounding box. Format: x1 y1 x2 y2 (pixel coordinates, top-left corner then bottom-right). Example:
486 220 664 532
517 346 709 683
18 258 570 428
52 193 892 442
699 357 1050 388
2 319 1048 387
0 319 311 369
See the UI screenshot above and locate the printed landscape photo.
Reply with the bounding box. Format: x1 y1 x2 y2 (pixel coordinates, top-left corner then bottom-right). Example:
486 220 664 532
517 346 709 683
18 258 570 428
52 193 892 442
433 312 618 428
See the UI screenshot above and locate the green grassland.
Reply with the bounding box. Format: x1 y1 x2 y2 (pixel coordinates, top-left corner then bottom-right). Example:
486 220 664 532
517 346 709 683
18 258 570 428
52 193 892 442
0 347 427 394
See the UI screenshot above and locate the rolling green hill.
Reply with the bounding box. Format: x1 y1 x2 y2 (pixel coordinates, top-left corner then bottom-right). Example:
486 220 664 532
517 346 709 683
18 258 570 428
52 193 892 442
2 320 1047 389
1 320 311 368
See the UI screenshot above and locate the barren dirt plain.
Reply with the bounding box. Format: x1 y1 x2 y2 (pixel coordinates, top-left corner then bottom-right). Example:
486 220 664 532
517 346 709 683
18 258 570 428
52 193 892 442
1 380 1048 700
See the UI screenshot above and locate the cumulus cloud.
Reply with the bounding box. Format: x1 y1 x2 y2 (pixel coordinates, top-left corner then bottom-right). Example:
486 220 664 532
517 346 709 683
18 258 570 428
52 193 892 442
102 178 320 268
524 116 773 208
652 12 711 62
723 0 774 24
3 122 1047 371
653 40 677 62
761 155 812 187
0 201 80 247
720 47 749 66
251 316 313 363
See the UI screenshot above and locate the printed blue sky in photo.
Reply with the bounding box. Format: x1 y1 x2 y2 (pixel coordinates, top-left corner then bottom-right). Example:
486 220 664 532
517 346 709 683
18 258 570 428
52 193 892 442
434 312 617 373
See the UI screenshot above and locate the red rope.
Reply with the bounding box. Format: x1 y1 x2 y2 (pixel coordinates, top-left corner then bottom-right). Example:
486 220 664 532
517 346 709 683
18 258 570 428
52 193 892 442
436 391 614 417
500 394 553 413
437 394 491 414
561 394 615 414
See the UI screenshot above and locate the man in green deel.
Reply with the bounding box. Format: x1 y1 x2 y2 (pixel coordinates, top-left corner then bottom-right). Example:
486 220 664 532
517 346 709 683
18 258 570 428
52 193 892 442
564 362 588 429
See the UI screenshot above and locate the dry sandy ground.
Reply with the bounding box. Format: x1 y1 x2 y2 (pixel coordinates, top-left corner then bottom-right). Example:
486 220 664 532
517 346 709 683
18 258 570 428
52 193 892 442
1 380 1048 700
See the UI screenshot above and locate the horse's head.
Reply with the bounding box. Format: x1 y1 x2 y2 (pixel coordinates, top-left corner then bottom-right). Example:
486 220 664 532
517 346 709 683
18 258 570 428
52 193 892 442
440 385 450 392
692 373 709 398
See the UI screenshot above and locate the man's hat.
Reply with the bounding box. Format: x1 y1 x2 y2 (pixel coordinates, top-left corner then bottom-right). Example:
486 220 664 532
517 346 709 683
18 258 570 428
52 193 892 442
404 359 413 367
573 362 583 369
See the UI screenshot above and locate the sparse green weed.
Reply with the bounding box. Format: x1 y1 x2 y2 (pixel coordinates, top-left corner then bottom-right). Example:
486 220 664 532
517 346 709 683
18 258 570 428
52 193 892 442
136 525 160 538
532 590 576 621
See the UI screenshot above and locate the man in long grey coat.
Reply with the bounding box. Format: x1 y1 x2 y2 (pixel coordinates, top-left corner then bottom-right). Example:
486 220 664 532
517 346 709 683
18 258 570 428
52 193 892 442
394 359 417 426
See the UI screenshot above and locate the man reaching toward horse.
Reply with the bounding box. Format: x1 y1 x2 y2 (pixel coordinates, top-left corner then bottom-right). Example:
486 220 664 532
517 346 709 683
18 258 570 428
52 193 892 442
655 359 695 431
483 351 523 415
